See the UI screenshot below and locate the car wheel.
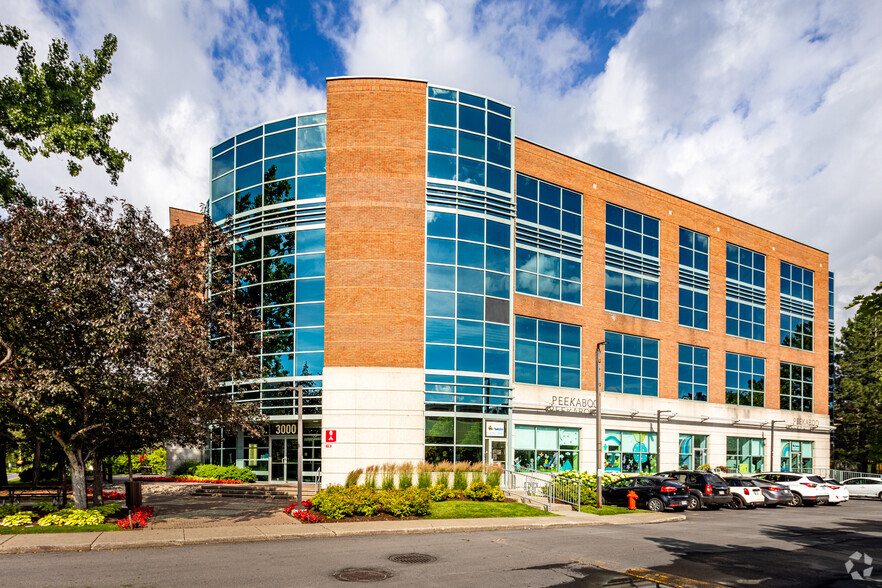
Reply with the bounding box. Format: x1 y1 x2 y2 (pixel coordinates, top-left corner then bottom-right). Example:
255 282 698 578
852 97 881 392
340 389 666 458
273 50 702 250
789 493 803 507
878 491 882 501
687 494 701 511
729 495 745 509
647 498 665 512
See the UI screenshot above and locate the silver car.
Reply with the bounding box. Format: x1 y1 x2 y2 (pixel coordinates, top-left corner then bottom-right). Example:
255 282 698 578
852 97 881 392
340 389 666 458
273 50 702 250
743 477 793 507
755 472 830 506
841 477 882 500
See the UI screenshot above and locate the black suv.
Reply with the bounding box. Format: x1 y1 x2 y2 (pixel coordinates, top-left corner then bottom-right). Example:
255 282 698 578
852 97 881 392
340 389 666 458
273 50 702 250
658 470 732 510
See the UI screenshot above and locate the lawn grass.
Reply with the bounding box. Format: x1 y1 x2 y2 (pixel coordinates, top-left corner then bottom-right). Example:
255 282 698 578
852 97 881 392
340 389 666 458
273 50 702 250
578 504 648 515
427 501 557 519
0 524 121 534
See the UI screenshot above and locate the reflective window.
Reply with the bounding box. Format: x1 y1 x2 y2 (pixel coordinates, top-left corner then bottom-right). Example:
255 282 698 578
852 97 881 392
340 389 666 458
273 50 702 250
780 261 814 350
604 331 658 396
514 426 579 472
780 362 813 412
514 317 579 388
725 352 764 407
678 344 708 401
726 243 765 341
726 437 764 473
604 430 657 473
679 228 709 330
515 175 581 304
605 204 659 319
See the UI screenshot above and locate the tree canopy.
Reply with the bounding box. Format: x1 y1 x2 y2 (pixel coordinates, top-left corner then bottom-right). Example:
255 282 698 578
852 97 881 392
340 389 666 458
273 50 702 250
0 192 264 508
0 23 130 206
834 280 882 471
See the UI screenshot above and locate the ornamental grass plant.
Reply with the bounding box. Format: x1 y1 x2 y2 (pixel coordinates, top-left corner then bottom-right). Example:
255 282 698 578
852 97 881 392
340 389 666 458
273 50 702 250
435 461 453 488
364 465 378 488
381 464 396 490
417 463 433 488
452 462 470 491
344 468 363 487
397 463 414 489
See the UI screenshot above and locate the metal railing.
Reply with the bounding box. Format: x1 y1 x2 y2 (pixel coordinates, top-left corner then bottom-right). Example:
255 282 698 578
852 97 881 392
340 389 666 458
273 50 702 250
502 468 584 509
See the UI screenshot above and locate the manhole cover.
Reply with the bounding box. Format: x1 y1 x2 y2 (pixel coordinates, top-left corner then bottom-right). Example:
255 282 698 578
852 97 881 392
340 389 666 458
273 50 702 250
334 568 393 582
388 553 438 564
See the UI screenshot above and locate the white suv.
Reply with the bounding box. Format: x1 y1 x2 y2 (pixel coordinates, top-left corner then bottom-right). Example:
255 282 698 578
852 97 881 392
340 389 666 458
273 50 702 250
754 472 830 506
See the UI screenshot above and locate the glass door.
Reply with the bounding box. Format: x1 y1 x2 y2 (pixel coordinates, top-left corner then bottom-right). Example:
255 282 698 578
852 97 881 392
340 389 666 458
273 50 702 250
270 438 288 482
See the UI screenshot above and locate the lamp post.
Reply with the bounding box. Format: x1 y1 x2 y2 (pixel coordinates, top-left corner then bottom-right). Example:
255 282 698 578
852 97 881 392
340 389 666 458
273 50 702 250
595 341 607 509
769 420 784 471
656 410 673 473
295 383 305 507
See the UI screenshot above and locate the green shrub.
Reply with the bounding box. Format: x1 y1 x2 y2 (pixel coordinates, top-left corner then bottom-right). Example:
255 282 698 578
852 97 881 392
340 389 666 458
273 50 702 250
428 483 455 502
349 486 381 516
173 460 201 476
37 508 105 527
311 485 356 519
554 470 629 505
435 470 450 489
146 447 166 474
192 464 256 483
379 487 431 517
33 501 58 513
486 468 502 487
463 481 505 502
0 504 21 517
93 504 121 516
1 511 35 527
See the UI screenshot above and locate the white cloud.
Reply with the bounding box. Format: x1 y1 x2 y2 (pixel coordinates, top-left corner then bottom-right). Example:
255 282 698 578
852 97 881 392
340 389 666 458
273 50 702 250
325 0 882 330
2 0 324 225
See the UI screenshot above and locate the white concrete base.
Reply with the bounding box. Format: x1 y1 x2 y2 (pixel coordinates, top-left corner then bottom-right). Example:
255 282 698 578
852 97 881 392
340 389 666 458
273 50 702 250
320 367 426 486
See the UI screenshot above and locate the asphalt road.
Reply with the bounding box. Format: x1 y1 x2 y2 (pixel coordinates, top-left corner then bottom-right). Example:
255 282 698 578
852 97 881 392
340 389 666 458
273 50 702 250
3 499 881 587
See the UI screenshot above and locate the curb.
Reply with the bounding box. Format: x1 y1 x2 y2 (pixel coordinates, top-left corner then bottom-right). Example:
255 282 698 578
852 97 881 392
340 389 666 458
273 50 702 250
0 513 686 554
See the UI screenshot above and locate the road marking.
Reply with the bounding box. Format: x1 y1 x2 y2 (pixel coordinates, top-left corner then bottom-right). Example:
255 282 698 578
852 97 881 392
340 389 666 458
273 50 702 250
624 568 728 588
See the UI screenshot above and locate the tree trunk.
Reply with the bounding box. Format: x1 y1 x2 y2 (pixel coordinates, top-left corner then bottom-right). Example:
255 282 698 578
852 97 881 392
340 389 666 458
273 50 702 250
92 451 104 506
64 448 88 510
32 438 41 487
0 439 7 486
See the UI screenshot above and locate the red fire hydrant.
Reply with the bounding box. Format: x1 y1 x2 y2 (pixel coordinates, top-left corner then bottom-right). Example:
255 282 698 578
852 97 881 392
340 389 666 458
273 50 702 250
627 490 638 510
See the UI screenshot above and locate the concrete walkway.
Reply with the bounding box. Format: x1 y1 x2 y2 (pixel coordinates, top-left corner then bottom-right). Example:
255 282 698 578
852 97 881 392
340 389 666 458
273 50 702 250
0 483 685 554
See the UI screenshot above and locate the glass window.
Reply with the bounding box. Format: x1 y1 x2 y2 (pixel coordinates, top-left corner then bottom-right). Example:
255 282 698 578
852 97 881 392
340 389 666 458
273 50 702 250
605 204 659 319
726 243 765 341
604 331 658 396
604 430 657 473
265 130 296 158
780 261 814 350
678 344 708 401
726 437 764 474
514 317 580 389
780 362 813 412
725 352 765 407
780 440 813 472
678 434 708 470
514 425 579 472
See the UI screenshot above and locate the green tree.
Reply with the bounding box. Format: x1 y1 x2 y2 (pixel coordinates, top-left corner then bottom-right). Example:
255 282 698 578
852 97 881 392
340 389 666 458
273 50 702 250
0 192 264 508
0 23 130 206
834 280 882 471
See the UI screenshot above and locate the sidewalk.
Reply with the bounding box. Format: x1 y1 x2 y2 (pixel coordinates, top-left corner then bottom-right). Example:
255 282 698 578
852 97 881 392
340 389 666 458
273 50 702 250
0 483 685 554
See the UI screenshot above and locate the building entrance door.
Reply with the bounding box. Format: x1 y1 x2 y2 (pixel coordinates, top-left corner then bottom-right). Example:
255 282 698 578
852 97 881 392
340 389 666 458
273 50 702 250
269 437 299 483
487 439 507 467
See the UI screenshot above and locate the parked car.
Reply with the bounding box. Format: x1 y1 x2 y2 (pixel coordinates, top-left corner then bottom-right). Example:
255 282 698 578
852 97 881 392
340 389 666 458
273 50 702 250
722 476 765 509
741 477 793 507
754 472 829 506
657 470 733 510
821 478 849 504
601 476 690 512
840 477 882 500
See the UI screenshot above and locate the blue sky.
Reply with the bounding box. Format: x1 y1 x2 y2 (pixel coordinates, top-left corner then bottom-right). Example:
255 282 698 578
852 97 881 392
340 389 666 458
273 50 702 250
2 0 881 329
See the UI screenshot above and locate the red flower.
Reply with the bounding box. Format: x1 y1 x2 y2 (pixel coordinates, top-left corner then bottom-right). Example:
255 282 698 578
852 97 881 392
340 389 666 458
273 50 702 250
116 505 155 529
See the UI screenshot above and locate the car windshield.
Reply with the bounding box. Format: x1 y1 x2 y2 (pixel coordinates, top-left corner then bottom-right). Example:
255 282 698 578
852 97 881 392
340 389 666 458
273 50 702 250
705 474 725 484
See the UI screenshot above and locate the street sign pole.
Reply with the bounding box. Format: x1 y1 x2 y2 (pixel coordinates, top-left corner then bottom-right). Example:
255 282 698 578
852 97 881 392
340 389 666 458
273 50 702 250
296 383 304 507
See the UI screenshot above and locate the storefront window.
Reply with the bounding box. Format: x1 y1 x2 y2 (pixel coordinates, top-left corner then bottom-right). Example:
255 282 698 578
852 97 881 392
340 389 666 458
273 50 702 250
513 425 579 472
604 430 656 473
678 434 708 470
781 440 813 472
726 436 764 473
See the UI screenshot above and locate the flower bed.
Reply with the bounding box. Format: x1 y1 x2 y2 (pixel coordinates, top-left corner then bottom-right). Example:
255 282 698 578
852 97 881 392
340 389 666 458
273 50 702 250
117 505 154 529
285 481 508 524
133 476 244 484
0 503 136 529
